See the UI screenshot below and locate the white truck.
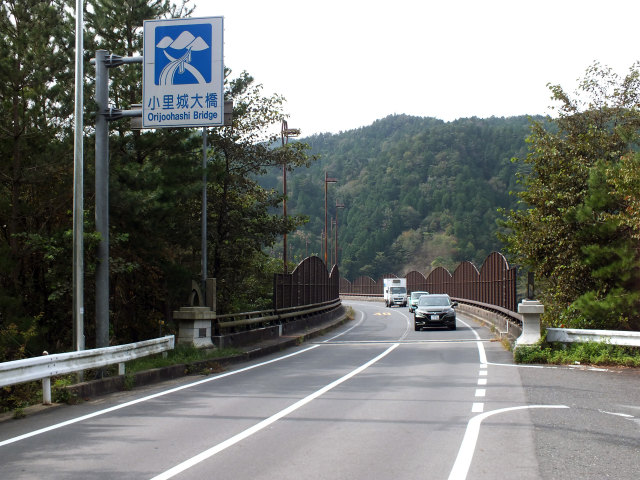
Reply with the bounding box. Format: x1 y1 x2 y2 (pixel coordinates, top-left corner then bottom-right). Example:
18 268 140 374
383 278 407 307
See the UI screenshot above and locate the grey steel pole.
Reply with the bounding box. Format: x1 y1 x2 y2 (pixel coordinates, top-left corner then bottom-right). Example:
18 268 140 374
95 50 109 349
202 127 207 294
335 202 345 268
324 172 328 266
72 0 85 352
323 172 337 266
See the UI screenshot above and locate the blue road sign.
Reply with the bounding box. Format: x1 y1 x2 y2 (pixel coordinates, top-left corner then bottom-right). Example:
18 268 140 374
143 17 223 128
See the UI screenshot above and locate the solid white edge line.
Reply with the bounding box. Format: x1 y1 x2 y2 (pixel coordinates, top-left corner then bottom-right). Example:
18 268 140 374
599 409 634 418
456 317 487 365
150 343 401 480
447 405 569 480
2 305 368 448
0 344 321 448
321 308 364 342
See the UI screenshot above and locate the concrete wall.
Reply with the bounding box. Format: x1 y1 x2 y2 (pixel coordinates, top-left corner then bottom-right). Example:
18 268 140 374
456 303 522 343
213 305 347 349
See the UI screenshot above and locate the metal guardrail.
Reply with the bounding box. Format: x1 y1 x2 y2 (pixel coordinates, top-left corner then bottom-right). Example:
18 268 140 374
452 298 522 324
0 335 175 405
215 299 342 332
547 328 640 346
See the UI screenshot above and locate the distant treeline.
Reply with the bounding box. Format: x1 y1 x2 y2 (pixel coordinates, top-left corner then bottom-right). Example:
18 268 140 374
271 114 540 280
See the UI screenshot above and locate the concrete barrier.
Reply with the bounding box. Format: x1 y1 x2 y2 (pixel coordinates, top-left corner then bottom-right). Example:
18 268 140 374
515 300 544 347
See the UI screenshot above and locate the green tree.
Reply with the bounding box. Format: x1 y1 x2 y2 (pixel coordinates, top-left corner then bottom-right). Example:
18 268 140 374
207 71 315 313
85 0 200 345
569 161 640 329
0 0 75 359
500 62 640 329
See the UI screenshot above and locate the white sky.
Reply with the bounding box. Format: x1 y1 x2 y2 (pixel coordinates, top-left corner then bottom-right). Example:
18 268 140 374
196 0 640 136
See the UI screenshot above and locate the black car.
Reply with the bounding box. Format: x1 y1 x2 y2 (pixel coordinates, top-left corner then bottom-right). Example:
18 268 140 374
414 294 457 331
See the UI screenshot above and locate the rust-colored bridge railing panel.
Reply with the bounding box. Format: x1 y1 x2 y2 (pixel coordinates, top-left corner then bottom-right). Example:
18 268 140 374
339 251 517 312
273 256 340 309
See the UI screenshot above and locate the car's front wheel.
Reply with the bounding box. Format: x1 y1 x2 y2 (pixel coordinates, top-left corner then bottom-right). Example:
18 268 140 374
414 324 421 331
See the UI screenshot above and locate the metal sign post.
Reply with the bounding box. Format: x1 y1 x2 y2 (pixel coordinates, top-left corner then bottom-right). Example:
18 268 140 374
91 17 224 347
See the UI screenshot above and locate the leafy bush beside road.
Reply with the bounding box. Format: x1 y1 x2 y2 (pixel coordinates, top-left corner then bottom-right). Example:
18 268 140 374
514 341 640 367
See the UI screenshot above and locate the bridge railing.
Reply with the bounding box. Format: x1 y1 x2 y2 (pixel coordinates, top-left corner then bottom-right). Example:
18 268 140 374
215 299 342 333
339 251 518 312
273 256 340 309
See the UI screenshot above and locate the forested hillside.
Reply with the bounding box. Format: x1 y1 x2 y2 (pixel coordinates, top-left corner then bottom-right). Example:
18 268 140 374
278 114 540 280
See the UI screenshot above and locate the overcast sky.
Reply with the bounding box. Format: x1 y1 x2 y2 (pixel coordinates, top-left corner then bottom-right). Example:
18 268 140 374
196 0 640 136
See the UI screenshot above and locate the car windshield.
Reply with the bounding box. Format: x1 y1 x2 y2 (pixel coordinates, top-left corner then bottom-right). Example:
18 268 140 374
390 287 406 294
418 295 451 307
411 292 428 300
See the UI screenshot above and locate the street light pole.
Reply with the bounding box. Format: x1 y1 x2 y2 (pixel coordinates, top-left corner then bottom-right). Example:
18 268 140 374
324 171 337 266
281 120 300 274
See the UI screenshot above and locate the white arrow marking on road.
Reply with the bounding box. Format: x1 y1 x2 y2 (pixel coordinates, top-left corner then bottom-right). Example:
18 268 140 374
448 405 569 480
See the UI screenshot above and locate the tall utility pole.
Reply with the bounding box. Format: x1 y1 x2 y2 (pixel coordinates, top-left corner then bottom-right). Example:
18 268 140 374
335 200 345 268
281 120 300 274
324 172 337 266
72 0 85 352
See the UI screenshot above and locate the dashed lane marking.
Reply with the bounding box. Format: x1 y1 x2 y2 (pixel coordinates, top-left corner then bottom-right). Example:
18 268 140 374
312 339 493 345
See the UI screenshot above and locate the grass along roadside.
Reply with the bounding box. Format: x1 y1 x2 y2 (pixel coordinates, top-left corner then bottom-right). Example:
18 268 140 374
514 340 640 367
124 344 241 375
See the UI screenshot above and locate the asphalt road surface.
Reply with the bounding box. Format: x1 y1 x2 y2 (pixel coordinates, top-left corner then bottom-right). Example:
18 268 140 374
0 300 638 479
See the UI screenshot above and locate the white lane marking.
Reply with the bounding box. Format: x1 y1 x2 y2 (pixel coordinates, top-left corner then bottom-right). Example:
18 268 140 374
487 362 550 369
471 403 484 413
475 389 486 397
479 370 488 376
487 362 617 372
321 309 364 342
448 405 569 480
457 318 487 365
0 345 321 448
398 310 412 341
150 343 400 480
1 305 372 448
315 339 491 345
477 379 487 386
599 409 634 418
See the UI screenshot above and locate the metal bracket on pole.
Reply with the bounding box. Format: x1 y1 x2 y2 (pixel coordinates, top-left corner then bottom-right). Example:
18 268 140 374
104 107 142 122
90 54 143 67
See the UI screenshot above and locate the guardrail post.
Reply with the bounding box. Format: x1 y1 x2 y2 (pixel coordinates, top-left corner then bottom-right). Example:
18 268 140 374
42 377 52 405
515 300 544 347
41 351 51 405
